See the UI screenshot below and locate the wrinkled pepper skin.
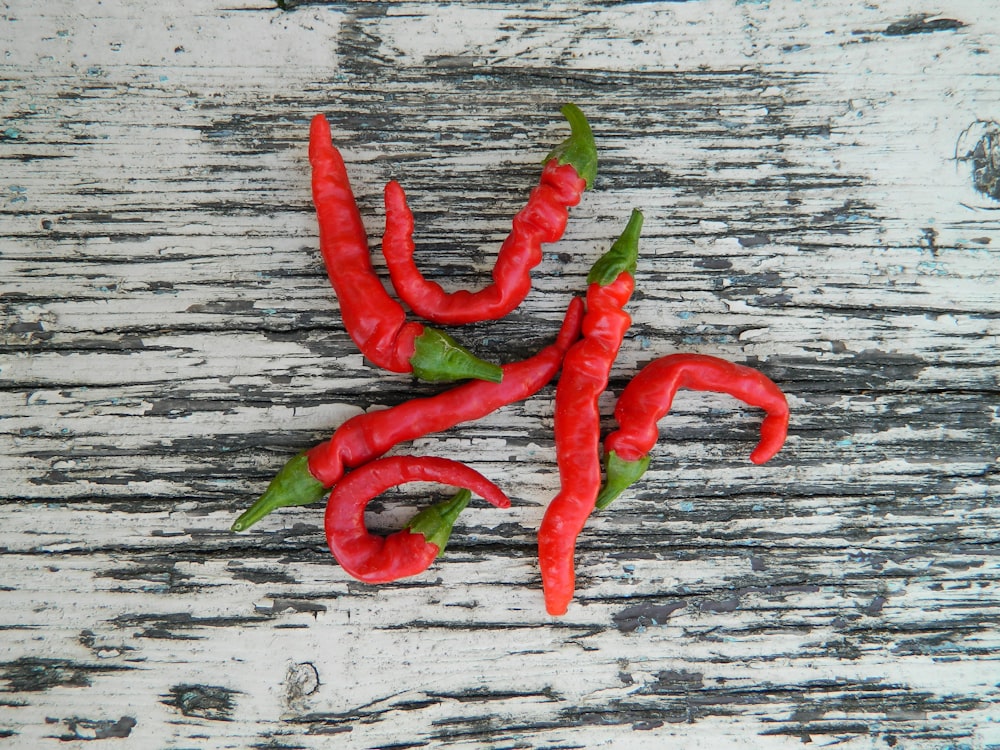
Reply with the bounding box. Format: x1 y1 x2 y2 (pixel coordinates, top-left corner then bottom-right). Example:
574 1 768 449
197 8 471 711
380 104 596 325
324 455 510 583
309 114 501 384
596 353 790 509
537 210 643 617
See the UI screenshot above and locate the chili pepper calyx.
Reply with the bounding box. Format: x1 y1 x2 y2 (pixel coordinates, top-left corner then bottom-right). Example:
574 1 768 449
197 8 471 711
545 103 598 190
587 209 644 286
595 450 651 510
410 327 504 383
231 452 328 532
405 488 472 555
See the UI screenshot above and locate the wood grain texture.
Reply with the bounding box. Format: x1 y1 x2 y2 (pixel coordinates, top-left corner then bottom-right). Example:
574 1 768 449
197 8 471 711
2 0 998 747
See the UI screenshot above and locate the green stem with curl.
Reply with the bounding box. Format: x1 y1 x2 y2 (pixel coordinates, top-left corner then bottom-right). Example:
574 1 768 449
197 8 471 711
587 209 644 287
546 103 598 190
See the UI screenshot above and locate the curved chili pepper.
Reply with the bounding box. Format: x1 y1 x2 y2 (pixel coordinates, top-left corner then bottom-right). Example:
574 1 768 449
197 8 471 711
596 353 790 510
380 104 597 325
231 297 585 532
309 114 501 383
537 209 644 616
324 455 510 583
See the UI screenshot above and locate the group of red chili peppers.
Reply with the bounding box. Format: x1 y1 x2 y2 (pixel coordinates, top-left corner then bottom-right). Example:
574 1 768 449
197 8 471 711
231 105 790 616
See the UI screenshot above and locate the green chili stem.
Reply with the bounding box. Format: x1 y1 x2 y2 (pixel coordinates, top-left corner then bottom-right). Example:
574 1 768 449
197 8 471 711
546 103 598 190
595 450 651 510
406 488 472 555
231 452 327 532
587 209 644 286
410 327 503 383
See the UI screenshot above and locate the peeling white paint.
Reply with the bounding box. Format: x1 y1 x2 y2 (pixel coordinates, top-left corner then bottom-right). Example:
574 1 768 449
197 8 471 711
2 0 999 748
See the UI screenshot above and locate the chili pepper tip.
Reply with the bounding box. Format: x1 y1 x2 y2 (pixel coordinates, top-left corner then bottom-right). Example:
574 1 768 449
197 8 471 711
546 103 598 190
595 450 651 510
405 488 472 556
230 452 328 532
410 327 504 383
308 113 333 161
749 411 790 464
587 208 644 287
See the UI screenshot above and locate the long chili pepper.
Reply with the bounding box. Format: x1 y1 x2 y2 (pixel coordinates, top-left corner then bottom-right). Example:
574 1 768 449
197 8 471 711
324 455 510 583
231 296 585 532
537 209 644 617
380 104 597 325
595 353 789 510
309 114 501 383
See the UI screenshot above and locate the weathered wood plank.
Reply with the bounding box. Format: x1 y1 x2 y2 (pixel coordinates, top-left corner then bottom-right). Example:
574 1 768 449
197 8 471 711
2 0 998 747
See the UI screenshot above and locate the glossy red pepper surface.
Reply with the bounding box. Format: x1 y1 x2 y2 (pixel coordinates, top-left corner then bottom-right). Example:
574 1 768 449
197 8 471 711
606 353 789 465
595 353 789 510
310 114 420 372
379 104 596 325
382 159 586 324
309 114 500 383
537 210 643 616
324 455 509 583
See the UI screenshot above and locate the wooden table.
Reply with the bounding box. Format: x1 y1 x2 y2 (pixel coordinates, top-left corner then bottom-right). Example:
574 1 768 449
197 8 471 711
3 1 998 747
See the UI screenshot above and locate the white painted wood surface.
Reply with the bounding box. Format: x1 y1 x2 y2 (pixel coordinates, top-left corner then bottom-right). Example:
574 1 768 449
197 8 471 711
2 0 999 747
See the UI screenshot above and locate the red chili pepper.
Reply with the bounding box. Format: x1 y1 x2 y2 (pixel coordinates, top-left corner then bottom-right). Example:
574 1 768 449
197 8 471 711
379 104 597 325
309 114 502 383
324 455 509 583
537 210 644 616
596 353 790 509
231 296 584 532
